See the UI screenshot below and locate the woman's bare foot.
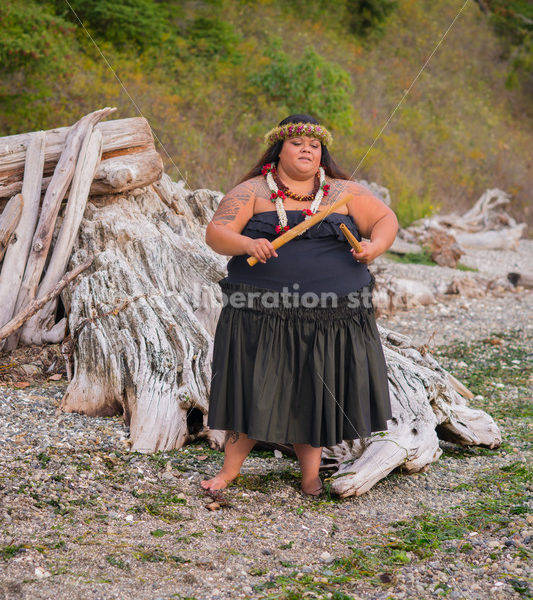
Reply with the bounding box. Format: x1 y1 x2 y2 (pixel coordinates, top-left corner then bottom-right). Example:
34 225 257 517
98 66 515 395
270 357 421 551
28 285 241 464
200 470 238 491
301 476 323 496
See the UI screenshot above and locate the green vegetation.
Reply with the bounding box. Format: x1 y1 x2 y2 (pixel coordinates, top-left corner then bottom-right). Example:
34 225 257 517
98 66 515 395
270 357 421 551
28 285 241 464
0 0 531 229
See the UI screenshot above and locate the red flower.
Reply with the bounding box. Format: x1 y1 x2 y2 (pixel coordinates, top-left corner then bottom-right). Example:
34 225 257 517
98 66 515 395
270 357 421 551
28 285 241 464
275 225 282 233
277 190 285 199
271 192 277 200
284 225 290 230
323 184 330 192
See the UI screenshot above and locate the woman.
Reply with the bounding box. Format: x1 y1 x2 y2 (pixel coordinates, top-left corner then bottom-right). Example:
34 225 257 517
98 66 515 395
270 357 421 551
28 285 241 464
201 114 398 496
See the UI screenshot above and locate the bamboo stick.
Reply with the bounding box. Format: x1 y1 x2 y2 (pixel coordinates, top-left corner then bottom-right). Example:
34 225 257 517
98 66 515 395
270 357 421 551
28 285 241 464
339 223 363 253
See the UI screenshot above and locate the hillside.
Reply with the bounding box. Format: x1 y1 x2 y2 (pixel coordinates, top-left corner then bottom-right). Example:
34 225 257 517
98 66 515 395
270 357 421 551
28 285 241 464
1 0 531 230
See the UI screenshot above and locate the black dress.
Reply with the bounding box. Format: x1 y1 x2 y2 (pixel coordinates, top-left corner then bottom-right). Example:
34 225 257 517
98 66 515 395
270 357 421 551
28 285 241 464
207 210 393 448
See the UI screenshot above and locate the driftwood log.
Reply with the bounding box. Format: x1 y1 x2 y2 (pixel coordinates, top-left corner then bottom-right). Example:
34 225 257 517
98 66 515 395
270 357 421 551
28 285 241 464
0 109 164 351
57 174 501 497
0 116 163 201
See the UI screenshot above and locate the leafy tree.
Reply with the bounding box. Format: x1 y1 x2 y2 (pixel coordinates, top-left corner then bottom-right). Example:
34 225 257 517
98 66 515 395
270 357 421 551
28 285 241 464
51 0 170 51
477 0 533 88
0 0 74 74
346 0 398 38
250 42 354 130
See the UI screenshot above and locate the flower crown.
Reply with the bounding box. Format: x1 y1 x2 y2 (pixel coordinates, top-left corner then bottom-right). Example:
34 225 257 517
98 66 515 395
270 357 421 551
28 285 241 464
264 122 333 147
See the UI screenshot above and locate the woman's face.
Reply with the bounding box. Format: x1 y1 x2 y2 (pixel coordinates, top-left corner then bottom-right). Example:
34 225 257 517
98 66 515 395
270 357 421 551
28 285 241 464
278 135 322 179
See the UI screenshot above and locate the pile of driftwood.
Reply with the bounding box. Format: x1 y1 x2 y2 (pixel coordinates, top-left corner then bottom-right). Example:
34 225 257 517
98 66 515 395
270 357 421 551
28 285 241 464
0 108 503 498
0 108 163 349
390 188 527 264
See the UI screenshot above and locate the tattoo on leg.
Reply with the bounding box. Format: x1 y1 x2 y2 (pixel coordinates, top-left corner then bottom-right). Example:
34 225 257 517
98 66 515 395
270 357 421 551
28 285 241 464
225 430 240 444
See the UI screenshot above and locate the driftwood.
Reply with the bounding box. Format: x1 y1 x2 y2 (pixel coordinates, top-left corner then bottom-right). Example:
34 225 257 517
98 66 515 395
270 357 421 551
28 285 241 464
0 194 23 260
20 128 103 345
0 260 93 341
60 177 226 452
0 134 45 350
0 117 158 200
407 188 526 251
321 326 501 497
6 108 115 350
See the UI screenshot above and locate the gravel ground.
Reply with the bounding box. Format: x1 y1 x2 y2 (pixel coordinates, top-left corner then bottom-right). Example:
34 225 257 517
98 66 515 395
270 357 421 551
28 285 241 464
0 244 531 600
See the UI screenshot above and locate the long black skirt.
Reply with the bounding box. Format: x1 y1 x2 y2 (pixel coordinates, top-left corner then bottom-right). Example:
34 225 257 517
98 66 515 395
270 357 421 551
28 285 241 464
207 275 393 448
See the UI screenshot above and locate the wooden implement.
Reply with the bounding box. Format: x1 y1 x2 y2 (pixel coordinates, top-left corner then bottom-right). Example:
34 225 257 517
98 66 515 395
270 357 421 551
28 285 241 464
246 195 354 266
339 223 363 253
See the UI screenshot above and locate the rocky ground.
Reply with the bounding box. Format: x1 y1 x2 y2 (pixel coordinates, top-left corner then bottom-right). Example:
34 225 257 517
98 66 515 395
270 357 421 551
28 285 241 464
0 244 531 600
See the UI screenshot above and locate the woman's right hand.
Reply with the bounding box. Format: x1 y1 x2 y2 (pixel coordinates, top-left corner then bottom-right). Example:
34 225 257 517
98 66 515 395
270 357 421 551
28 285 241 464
244 237 279 264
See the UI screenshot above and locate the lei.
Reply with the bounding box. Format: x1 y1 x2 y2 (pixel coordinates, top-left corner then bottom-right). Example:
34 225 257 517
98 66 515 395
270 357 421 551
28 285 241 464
261 163 330 235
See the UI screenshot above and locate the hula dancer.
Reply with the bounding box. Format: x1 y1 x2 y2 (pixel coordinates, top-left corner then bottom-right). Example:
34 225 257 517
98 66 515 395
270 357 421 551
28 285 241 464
202 114 399 496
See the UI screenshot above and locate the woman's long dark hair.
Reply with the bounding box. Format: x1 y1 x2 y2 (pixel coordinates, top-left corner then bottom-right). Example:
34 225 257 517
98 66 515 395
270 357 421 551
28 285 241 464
239 114 351 184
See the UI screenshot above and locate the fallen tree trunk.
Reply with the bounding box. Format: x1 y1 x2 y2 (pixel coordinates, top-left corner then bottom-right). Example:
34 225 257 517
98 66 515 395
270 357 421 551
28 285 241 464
0 116 154 199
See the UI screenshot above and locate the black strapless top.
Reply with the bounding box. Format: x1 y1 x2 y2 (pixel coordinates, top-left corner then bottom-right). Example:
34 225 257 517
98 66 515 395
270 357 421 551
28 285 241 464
224 210 372 295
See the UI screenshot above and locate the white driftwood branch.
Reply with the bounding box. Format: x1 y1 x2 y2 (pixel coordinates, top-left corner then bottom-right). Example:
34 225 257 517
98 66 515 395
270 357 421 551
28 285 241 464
0 132 45 352
20 128 104 345
0 259 92 341
0 194 23 261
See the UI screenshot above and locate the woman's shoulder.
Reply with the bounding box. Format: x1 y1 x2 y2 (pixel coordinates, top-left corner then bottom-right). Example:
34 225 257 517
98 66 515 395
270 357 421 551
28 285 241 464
224 176 268 200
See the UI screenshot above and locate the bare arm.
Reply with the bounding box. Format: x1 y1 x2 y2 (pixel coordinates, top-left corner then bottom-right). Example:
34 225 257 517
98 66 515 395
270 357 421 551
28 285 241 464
343 180 398 249
205 178 279 263
205 180 256 255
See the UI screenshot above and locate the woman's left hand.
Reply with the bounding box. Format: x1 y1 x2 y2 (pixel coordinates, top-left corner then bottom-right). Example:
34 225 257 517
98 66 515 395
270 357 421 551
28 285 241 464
350 241 380 264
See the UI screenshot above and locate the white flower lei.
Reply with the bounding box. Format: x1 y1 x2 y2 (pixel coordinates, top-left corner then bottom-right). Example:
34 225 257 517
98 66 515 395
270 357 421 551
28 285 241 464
265 165 326 235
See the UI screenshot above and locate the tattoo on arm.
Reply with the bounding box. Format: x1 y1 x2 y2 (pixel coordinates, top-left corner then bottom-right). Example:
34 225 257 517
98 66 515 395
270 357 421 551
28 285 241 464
212 180 258 225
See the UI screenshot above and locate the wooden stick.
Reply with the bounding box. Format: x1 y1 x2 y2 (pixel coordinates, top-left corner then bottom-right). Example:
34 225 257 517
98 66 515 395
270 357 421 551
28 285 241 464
339 223 363 253
247 196 353 266
0 194 23 261
0 259 93 342
0 133 45 330
20 128 103 344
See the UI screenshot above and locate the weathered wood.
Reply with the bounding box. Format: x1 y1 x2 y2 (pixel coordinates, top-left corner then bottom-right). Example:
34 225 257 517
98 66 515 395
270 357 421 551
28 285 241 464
508 271 533 289
0 194 23 261
321 326 501 497
0 116 152 198
90 147 163 195
1 148 164 201
0 132 45 350
20 129 104 345
60 182 226 452
0 259 93 341
6 108 114 349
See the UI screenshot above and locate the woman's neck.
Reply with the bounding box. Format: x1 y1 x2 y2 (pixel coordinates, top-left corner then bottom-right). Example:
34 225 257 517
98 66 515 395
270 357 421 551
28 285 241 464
277 163 317 193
